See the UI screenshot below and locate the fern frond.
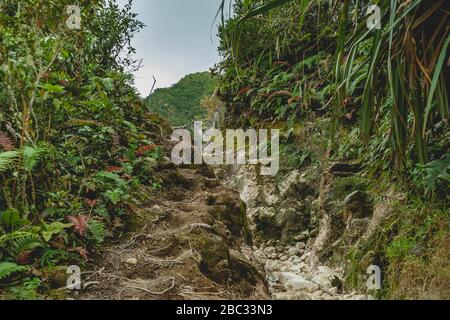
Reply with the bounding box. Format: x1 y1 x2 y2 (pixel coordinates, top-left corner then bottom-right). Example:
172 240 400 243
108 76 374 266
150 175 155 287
39 249 69 267
0 151 20 174
0 262 29 282
8 235 46 260
63 119 105 129
0 232 41 248
22 146 47 172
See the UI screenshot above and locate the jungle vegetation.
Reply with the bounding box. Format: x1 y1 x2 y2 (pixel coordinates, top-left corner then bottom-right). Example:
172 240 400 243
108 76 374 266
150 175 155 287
0 0 168 299
215 0 449 298
0 0 448 300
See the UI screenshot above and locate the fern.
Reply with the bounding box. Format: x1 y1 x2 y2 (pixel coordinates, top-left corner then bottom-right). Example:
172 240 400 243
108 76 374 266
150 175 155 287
63 119 105 129
0 232 41 249
0 151 20 174
8 235 46 260
0 262 29 282
39 249 69 267
95 171 129 191
22 145 47 172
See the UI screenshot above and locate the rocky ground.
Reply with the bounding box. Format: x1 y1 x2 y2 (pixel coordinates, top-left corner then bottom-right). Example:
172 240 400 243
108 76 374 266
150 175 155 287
73 159 383 300
224 165 374 300
245 241 373 300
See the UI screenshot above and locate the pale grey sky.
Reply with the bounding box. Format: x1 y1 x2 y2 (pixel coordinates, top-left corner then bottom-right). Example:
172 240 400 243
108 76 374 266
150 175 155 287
117 0 224 96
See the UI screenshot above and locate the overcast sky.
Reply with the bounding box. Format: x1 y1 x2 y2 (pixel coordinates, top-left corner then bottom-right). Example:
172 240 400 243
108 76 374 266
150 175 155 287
116 0 224 96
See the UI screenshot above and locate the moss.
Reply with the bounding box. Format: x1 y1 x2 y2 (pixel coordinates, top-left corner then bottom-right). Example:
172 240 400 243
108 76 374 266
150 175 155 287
185 231 231 284
344 177 450 299
329 175 369 202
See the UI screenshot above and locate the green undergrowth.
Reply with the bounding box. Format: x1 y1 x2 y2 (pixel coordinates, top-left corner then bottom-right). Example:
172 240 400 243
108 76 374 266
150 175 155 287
0 0 170 299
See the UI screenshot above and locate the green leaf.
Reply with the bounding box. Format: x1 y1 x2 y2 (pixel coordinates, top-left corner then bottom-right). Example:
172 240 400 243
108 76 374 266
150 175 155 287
39 83 64 93
0 209 28 228
22 146 46 172
424 34 450 134
41 222 72 242
87 220 106 244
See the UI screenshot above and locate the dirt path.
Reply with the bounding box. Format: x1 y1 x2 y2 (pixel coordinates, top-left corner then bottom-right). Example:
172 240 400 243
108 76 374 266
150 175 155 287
72 162 373 301
73 165 268 300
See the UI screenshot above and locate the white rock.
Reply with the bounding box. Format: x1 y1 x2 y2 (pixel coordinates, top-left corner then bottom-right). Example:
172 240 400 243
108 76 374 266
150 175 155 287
298 262 310 272
296 242 306 250
125 258 138 265
300 252 311 262
317 266 337 278
328 287 339 295
311 274 332 291
279 272 320 293
287 246 301 256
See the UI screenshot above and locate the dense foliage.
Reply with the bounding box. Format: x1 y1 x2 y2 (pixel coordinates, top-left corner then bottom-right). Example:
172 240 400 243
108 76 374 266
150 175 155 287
0 0 165 298
215 0 449 298
145 72 215 127
216 0 449 196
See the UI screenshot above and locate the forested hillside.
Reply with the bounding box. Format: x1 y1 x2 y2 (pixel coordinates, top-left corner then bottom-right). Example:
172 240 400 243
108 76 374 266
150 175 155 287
145 72 215 127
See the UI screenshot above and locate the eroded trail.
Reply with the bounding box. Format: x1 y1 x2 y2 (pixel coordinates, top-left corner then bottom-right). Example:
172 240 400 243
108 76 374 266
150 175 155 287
75 165 268 300
75 161 372 300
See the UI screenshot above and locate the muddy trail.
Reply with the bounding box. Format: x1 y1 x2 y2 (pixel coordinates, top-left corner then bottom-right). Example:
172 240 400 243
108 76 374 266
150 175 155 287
73 164 268 300
73 161 373 301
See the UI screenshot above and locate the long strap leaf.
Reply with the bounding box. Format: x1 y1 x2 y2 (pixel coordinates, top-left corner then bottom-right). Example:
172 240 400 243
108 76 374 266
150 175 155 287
423 33 450 135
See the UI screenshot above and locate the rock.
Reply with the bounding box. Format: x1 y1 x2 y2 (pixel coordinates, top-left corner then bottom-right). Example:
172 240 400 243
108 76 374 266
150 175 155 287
278 170 317 199
300 252 311 262
296 242 306 249
328 287 339 295
343 190 373 219
125 258 138 265
317 266 336 278
287 246 301 256
311 274 332 291
295 230 310 241
279 272 319 293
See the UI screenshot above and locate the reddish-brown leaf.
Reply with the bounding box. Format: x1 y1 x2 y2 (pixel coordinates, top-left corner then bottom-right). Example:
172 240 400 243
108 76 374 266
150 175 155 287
17 250 33 265
105 166 122 173
268 91 292 100
0 131 14 151
273 61 291 68
135 144 158 157
68 215 89 236
68 247 89 261
288 96 301 104
236 87 251 97
84 198 98 207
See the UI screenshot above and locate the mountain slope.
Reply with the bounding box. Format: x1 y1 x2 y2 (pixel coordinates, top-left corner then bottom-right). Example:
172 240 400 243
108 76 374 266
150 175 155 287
145 72 215 127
